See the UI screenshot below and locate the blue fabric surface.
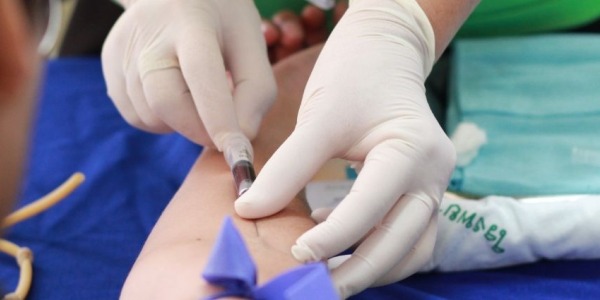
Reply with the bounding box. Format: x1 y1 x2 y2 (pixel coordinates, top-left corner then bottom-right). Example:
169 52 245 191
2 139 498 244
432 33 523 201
447 34 600 196
1 57 600 299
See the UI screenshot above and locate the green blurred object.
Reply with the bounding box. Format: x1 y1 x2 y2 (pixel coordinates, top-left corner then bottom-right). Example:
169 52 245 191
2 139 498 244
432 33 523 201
254 0 336 31
459 0 600 37
254 0 307 18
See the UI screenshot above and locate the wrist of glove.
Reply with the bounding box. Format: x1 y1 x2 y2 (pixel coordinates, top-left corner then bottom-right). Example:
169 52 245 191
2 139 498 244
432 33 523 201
346 0 436 75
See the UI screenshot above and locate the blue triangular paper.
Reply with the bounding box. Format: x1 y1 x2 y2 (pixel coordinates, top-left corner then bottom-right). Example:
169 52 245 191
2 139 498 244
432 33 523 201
201 217 338 300
254 263 338 300
201 216 256 299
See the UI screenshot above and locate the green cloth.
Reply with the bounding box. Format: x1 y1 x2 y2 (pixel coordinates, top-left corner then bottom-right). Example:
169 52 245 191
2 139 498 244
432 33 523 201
447 34 600 196
253 1 600 36
254 0 308 18
253 0 337 31
459 0 600 37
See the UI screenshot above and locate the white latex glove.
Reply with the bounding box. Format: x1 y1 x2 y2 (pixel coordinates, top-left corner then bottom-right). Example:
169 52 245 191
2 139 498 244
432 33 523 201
102 0 275 150
235 0 456 298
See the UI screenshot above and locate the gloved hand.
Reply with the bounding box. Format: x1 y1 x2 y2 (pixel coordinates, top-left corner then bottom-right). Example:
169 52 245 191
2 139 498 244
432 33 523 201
102 0 276 150
235 0 455 297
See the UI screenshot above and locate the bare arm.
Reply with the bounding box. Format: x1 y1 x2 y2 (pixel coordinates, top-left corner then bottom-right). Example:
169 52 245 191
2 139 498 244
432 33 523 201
120 45 324 299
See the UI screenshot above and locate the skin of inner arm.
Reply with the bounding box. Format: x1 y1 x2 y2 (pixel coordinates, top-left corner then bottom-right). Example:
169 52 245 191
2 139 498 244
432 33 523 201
120 45 324 300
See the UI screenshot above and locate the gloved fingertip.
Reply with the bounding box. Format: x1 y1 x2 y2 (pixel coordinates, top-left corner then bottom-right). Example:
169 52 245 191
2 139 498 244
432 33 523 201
327 255 349 270
233 198 262 219
337 284 352 300
310 207 333 223
238 117 262 142
291 243 319 263
330 271 357 300
235 190 283 219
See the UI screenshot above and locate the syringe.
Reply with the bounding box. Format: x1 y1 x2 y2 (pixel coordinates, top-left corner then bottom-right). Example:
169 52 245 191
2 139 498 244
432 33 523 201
223 135 256 197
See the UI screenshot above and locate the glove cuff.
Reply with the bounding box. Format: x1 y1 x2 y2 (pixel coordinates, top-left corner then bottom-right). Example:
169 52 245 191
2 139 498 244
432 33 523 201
349 0 436 76
393 0 436 76
397 0 435 76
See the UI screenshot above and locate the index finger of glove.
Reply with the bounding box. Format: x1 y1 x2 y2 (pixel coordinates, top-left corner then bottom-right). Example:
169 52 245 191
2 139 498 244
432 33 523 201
142 67 210 145
235 128 333 219
292 140 417 263
101 29 138 128
223 7 276 141
177 28 240 150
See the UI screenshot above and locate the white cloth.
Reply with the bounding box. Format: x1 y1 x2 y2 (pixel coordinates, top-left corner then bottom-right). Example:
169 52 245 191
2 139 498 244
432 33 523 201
306 180 600 273
423 194 600 272
450 122 487 167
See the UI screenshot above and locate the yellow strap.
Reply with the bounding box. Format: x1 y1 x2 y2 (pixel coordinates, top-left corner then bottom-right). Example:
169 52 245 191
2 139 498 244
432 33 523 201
1 172 85 300
2 173 85 229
